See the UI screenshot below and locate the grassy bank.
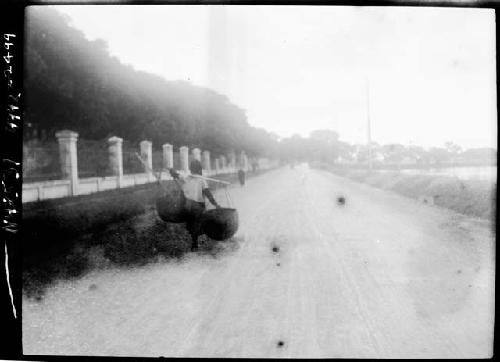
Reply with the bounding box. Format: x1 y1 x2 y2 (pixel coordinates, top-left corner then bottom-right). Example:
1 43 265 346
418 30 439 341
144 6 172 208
22 168 271 299
327 168 496 221
23 168 268 247
22 208 242 300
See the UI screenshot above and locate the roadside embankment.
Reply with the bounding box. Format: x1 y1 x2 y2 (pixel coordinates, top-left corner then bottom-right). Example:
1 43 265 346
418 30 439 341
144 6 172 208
326 168 496 221
22 168 271 299
23 168 269 248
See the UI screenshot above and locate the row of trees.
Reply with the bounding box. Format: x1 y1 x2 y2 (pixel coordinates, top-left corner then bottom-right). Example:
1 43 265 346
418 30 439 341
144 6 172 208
25 8 494 168
25 7 278 158
277 131 496 167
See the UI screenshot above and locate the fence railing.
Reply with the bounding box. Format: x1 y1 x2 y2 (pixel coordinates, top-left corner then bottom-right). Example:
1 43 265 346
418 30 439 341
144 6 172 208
122 150 145 175
23 142 61 182
22 130 277 203
78 140 112 178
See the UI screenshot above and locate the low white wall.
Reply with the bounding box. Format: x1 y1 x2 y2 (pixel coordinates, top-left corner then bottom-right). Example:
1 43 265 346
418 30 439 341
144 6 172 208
22 180 72 202
23 161 277 203
23 167 242 203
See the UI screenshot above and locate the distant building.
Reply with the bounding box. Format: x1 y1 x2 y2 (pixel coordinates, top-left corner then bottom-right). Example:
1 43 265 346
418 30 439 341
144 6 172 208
401 156 417 165
461 148 497 165
373 152 385 163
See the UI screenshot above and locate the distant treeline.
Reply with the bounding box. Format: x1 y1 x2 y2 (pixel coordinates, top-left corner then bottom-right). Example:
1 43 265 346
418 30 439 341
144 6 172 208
278 131 497 167
24 8 495 167
24 7 278 157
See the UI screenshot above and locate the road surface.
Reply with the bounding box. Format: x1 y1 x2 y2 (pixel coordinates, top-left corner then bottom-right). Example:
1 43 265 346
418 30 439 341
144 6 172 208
23 165 495 358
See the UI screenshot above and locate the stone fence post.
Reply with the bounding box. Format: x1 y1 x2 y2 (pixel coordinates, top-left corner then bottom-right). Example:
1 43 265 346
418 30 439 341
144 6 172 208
55 130 79 196
163 143 173 170
220 155 227 171
240 151 248 171
192 148 201 162
215 158 221 174
140 140 153 180
180 146 189 172
108 136 123 188
228 152 236 172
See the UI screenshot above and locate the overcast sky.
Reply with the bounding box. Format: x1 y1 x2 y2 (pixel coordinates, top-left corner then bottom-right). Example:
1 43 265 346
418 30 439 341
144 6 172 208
54 5 496 150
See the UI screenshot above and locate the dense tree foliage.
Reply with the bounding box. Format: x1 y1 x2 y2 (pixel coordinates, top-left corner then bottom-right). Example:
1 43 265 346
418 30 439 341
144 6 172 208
24 7 277 158
276 133 496 167
24 8 495 168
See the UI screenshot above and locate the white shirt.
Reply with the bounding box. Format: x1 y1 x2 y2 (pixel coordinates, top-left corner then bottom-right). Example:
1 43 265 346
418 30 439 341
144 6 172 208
182 175 208 203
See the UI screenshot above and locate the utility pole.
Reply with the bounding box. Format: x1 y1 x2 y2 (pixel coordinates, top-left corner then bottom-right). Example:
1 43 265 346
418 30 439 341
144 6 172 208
366 77 373 171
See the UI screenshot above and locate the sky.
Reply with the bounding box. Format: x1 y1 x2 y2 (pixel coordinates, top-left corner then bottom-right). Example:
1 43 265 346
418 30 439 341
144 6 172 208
53 5 496 150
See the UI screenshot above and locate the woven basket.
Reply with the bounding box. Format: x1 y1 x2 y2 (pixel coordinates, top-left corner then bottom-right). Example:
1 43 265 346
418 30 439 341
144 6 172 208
156 180 186 223
201 208 239 241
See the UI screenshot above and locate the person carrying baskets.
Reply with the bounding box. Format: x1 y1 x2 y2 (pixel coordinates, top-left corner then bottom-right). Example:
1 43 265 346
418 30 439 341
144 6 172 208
170 159 221 251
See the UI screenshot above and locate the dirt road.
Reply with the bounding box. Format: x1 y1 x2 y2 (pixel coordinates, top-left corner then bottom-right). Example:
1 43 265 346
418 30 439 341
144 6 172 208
23 165 495 358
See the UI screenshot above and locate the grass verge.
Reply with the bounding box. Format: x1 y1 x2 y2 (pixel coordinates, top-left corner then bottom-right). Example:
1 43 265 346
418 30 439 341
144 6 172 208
328 168 496 220
22 168 270 300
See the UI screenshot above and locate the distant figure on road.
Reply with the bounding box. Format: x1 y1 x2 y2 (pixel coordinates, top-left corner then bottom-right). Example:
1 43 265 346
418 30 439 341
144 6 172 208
170 160 221 251
252 160 258 173
238 168 246 186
